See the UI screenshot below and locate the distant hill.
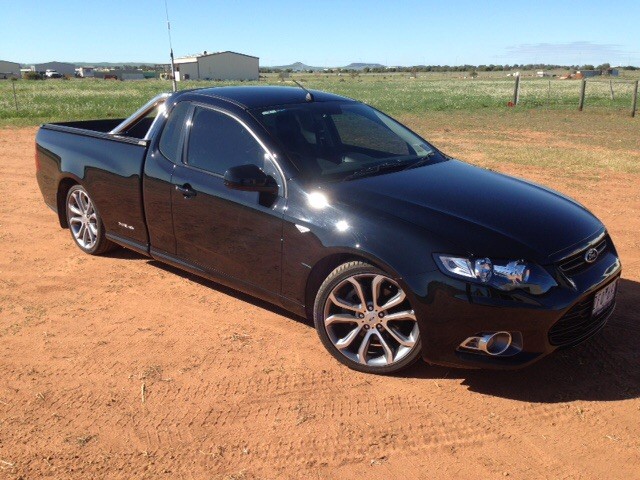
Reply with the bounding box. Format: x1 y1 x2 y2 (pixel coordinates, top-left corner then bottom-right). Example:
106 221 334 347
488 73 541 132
72 61 162 67
341 62 385 70
269 61 324 71
266 61 386 71
19 61 164 68
26 60 388 70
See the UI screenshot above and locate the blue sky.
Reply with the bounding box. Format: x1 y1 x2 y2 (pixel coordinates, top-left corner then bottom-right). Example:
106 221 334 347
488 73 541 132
2 0 639 66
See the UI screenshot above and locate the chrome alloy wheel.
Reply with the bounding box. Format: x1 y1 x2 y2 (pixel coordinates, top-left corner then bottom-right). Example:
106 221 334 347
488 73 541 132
68 189 98 250
323 274 419 367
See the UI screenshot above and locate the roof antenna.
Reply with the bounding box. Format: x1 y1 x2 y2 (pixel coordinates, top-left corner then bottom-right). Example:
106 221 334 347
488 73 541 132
291 79 314 102
164 0 177 92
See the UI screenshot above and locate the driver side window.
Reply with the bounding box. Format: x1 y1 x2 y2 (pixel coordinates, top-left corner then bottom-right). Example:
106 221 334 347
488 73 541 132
187 107 265 175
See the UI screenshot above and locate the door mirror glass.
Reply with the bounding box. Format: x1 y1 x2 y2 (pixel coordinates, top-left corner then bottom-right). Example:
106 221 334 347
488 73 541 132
223 164 278 194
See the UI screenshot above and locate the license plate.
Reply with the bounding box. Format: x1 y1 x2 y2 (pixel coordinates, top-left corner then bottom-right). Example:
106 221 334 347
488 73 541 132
592 280 617 316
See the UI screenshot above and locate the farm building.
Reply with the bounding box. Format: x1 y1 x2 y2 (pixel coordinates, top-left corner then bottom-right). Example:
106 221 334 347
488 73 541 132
0 60 20 79
75 66 95 78
93 69 146 80
119 70 145 80
33 61 76 76
578 69 619 78
174 51 259 81
579 70 602 78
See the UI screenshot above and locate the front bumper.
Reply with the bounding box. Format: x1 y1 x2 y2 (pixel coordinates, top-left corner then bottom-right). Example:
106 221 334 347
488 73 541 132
401 248 621 369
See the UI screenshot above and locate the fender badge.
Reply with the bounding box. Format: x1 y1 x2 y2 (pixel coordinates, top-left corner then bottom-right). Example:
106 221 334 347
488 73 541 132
118 222 135 231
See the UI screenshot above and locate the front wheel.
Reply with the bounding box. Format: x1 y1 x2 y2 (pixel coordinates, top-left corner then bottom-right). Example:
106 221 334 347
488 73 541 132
65 185 115 255
313 261 422 374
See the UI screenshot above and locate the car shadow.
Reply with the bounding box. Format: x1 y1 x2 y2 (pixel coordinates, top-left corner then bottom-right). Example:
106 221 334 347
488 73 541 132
400 277 640 403
106 248 151 260
113 249 639 403
106 249 308 323
147 259 307 324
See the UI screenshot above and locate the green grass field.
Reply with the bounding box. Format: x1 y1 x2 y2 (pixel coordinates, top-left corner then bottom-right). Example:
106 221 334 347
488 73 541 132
1 73 638 127
1 74 638 175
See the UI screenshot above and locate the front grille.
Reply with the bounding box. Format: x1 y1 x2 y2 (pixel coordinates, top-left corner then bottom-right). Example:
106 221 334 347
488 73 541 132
548 294 614 347
558 236 608 276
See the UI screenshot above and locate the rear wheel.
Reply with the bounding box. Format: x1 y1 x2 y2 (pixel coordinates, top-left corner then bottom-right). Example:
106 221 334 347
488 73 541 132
65 185 115 255
313 261 422 374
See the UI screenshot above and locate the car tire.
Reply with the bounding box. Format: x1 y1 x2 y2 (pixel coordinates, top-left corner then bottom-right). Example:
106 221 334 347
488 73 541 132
65 185 116 255
313 261 422 374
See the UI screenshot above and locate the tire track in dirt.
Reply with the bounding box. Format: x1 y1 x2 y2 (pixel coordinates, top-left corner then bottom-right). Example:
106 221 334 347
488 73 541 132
1 127 639 479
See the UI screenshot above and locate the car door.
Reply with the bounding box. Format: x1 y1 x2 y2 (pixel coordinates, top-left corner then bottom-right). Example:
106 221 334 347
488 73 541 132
170 104 286 296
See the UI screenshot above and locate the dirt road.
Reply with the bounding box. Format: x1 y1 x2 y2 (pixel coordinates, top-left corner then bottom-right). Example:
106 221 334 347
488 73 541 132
1 126 638 479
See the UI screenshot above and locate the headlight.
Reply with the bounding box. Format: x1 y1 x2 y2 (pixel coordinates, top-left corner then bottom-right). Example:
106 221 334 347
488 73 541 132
435 255 557 295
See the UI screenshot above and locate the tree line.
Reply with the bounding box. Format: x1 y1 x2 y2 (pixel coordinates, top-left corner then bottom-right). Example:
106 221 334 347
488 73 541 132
261 63 637 74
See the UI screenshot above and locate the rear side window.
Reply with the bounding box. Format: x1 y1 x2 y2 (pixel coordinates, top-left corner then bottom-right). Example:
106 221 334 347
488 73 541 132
187 107 265 175
159 102 191 163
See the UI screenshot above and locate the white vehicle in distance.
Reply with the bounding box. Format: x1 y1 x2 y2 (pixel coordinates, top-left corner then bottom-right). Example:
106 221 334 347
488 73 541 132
45 69 63 79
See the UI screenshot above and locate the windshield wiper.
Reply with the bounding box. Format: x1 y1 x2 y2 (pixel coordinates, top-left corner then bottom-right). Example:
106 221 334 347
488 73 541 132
402 151 436 171
342 159 412 181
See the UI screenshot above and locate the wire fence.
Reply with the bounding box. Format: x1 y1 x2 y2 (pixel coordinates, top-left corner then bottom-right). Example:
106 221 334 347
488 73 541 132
514 77 638 116
1 76 638 126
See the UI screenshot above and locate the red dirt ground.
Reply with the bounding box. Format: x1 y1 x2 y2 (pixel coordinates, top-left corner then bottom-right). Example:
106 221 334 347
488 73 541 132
0 127 638 479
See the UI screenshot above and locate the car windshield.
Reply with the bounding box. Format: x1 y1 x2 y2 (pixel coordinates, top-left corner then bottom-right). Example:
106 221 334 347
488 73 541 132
252 101 438 182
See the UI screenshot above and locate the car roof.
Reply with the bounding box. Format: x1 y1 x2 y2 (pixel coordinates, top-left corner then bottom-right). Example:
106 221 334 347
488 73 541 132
180 85 356 109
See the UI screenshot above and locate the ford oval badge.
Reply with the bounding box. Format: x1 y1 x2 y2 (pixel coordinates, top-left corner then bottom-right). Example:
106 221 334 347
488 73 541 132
584 248 599 263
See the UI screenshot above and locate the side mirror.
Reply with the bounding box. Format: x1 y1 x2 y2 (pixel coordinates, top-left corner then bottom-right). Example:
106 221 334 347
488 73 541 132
223 164 278 194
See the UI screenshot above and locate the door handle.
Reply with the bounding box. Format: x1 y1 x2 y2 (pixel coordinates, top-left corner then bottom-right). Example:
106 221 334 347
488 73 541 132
175 184 197 198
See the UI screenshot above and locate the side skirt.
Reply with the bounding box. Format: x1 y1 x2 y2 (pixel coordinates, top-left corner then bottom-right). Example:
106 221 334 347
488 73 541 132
106 233 151 257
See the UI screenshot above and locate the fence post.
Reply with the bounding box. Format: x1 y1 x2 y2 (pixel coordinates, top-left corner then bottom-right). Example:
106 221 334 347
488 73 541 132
513 74 520 105
11 79 19 112
578 79 586 111
609 79 615 101
632 80 638 118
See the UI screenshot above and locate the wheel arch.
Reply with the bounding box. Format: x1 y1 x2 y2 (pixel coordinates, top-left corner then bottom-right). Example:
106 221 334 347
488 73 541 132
303 250 401 320
56 175 82 228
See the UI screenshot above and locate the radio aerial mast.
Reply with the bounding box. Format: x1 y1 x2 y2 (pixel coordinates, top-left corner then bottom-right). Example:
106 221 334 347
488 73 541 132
164 0 177 92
